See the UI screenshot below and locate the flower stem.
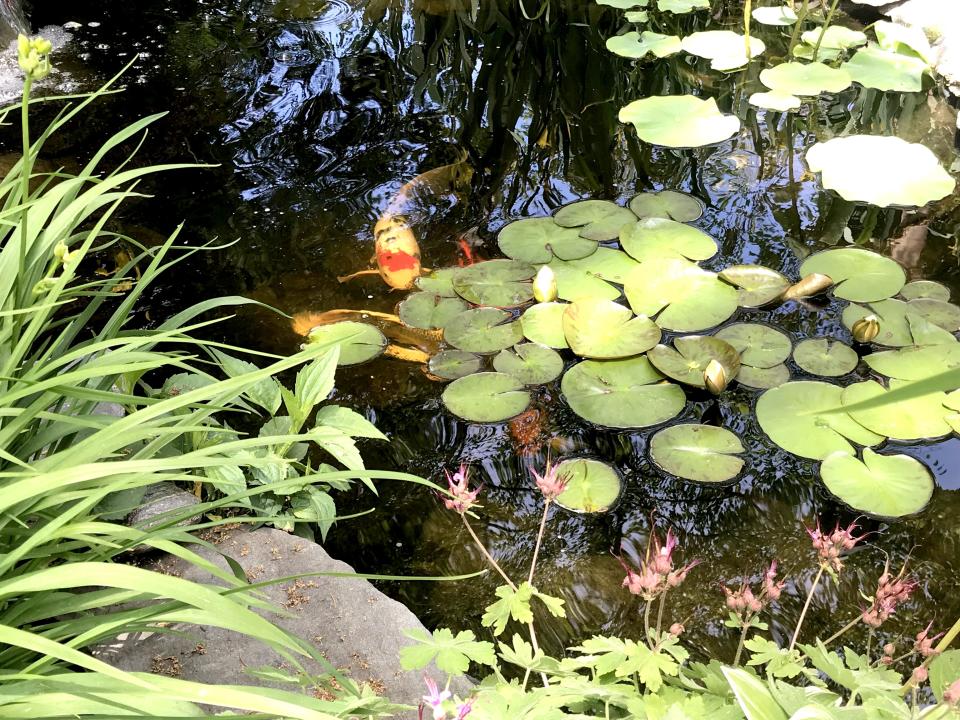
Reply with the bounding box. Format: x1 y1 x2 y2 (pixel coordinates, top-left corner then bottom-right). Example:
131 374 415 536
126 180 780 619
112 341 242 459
461 514 516 590
528 500 550 586
811 0 840 62
17 75 32 313
789 565 825 651
902 614 960 695
733 618 752 666
656 587 668 638
823 615 862 646
643 600 653 648
743 0 752 58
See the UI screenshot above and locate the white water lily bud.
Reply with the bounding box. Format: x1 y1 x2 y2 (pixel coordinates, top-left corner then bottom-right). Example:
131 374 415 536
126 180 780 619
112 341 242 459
703 358 728 395
532 265 557 303
852 314 880 343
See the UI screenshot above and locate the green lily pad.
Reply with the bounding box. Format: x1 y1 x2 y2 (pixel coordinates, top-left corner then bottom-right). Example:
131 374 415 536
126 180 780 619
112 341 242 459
305 322 387 366
561 356 685 429
497 217 598 264
756 381 883 459
554 458 622 514
806 136 956 208
648 336 741 388
748 91 803 111
625 258 738 332
545 258 622 302
759 61 851 95
598 0 646 6
793 338 859 377
628 190 704 221
442 372 531 423
656 0 708 11
900 280 950 302
736 363 791 389
865 344 960 380
718 265 790 307
620 217 717 263
444 308 524 354
520 302 569 349
752 5 798 25
397 292 468 330
606 31 682 59
906 313 958 346
842 379 952 440
493 343 563 385
843 44 928 92
626 10 649 21
650 424 745 483
873 20 934 63
908 298 960 332
553 200 637 242
563 247 640 284
415 267 458 297
801 26 867 51
428 350 483 381
820 448 934 518
799 248 905 302
714 323 791 369
562 298 661 359
842 299 918 347
681 31 766 71
452 259 535 307
619 95 741 149
793 43 842 62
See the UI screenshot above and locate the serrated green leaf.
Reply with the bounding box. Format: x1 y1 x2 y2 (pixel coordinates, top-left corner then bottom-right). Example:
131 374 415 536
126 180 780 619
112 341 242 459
482 582 535 636
400 627 497 675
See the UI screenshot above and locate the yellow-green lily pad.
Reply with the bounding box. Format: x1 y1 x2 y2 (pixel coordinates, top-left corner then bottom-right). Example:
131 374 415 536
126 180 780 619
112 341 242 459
650 424 745 483
736 363 791 389
563 247 640 284
620 217 717 263
843 44 928 92
715 323 791 369
793 338 859 377
444 308 524 354
521 302 569 349
398 292 468 330
718 264 790 307
544 258 622 302
648 336 741 388
305 321 387 366
428 350 482 381
452 259 535 307
619 95 741 149
900 280 950 302
657 0 708 11
629 190 705 221
842 379 953 441
759 61 851 95
748 91 803 112
799 248 905 302
606 31 682 59
442 372 531 423
681 31 766 71
625 258 738 332
554 200 637 242
801 26 867 51
497 217 598 264
554 458 622 514
865 343 960 381
820 448 933 518
416 267 458 297
493 343 564 385
752 5 798 25
562 298 661 359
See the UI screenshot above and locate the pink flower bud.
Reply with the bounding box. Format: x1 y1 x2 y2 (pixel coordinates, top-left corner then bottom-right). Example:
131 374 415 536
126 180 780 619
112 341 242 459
883 643 896 656
669 623 684 637
944 678 960 705
912 666 928 684
881 655 894 666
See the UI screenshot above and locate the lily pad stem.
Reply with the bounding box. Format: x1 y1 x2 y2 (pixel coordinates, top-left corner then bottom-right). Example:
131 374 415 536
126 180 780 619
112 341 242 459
811 0 840 62
743 0 752 59
789 564 825 651
528 500 551 585
823 614 863 646
787 0 809 54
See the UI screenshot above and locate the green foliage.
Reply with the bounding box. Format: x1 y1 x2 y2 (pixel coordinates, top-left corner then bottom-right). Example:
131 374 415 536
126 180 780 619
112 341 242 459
400 627 498 674
482 582 566 636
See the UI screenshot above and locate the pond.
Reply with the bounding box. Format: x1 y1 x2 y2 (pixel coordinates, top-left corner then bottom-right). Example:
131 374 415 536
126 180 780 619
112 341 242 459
22 0 960 663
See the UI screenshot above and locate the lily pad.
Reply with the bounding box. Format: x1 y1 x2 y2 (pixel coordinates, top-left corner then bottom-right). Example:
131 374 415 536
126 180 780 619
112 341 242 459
908 298 960 332
906 313 958 346
681 31 766 71
545 258 621 302
842 299 918 347
805 136 955 208
752 5 798 25
619 95 741 148
821 449 933 518
719 265 790 307
493 343 563 385
650 424 745 483
415 267 458 297
625 258 738 332
598 0 646 6
444 308 524 354
620 217 717 263
865 343 960 381
553 200 637 242
759 61 851 95
799 248 905 302
900 280 950 302
714 323 791 369
497 217 598 264
842 379 952 440
648 336 741 388
562 298 661 359
873 20 934 63
748 91 803 112
793 43 841 62
801 26 867 51
793 338 859 377
843 44 928 92
561 356 686 429
629 190 704 221
554 458 622 514
398 292 468 330
521 302 569 349
736 363 791 389
607 31 682 59
626 10 649 21
564 247 640 284
428 350 483 381
756 381 883 459
442 372 531 423
656 0 708 11
305 321 387 366
452 259 535 307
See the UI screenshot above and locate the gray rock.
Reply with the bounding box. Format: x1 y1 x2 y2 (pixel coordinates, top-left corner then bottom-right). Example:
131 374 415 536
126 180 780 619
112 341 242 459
125 482 202 530
97 526 471 718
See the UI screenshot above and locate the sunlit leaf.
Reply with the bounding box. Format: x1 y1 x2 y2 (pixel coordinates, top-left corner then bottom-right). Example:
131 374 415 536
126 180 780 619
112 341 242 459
619 95 741 148
650 424 745 483
555 458 622 513
441 372 531 422
820 448 933 518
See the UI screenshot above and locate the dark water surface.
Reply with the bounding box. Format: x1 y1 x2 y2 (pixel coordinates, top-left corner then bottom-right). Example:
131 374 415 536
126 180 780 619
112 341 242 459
21 0 960 662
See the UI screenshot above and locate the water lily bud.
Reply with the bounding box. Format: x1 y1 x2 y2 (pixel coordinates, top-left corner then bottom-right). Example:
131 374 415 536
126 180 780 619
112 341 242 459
781 272 834 301
852 314 880 344
703 359 728 395
532 265 557 303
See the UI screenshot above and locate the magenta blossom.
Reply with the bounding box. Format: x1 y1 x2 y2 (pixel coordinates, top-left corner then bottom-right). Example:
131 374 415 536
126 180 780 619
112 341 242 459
915 622 943 658
614 527 698 601
440 464 481 514
861 564 917 628
763 560 785 601
806 520 866 573
456 698 475 719
532 461 568 501
722 560 784 620
420 676 451 720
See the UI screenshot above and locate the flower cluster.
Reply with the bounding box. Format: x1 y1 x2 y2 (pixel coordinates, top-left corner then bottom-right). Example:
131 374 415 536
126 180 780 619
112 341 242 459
531 461 567 501
914 622 942 658
861 565 916 628
616 528 699 601
807 520 865 573
722 560 784 621
440 464 481 514
17 34 52 81
420 677 473 720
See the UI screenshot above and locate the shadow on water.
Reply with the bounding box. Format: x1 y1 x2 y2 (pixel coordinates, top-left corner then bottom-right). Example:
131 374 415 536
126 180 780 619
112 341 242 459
18 0 960 660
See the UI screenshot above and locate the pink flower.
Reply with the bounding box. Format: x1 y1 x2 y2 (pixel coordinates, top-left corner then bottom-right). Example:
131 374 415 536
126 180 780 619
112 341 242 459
944 678 960 705
421 676 451 720
915 622 942 658
440 464 481 514
763 560 785 601
912 666 928 684
613 527 697 601
669 622 685 637
456 698 475 719
532 461 568 501
861 564 916 628
806 520 866 573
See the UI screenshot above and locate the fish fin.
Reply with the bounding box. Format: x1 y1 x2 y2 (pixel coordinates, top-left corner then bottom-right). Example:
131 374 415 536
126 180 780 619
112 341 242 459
337 269 379 283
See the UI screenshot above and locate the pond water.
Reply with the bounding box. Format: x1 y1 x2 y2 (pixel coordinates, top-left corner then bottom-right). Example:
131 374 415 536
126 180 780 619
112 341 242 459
21 0 960 662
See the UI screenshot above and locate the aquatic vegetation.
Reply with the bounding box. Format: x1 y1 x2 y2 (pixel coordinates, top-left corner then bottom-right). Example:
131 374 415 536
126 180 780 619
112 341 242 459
649 424 745 483
618 95 741 148
792 338 859 377
820 449 934 518
552 457 622 513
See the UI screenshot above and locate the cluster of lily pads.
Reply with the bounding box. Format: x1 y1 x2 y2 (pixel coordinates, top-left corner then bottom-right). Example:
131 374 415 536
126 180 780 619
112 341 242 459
307 190 960 520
